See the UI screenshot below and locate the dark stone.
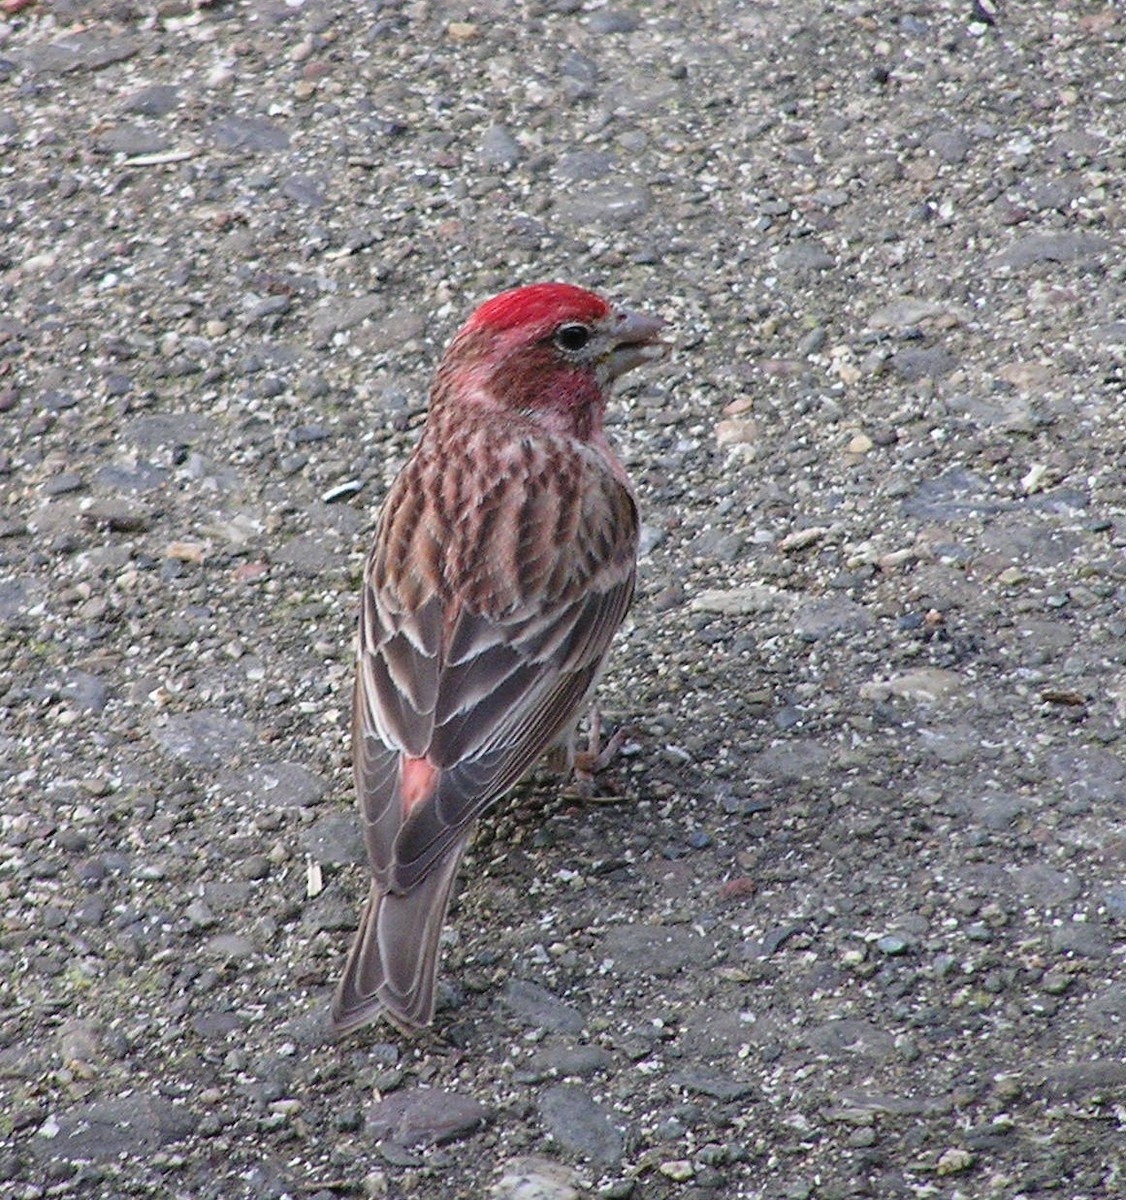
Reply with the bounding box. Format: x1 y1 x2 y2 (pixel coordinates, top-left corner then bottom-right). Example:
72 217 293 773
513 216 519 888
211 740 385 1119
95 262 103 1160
60 672 109 713
214 762 327 809
528 1044 614 1079
776 241 836 270
804 1020 897 1060
29 1096 195 1163
299 814 366 866
538 1084 624 1165
500 980 585 1035
1039 1059 1126 1099
600 923 714 978
555 150 617 182
121 84 179 116
995 232 1110 268
366 1087 489 1147
900 470 1003 520
793 597 874 640
282 174 327 207
672 1073 756 1102
207 117 291 153
96 126 170 156
150 710 255 771
889 345 957 381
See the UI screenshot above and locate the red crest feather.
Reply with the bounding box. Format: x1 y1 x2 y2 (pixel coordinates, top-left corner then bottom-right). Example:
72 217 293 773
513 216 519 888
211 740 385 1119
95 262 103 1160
465 282 610 335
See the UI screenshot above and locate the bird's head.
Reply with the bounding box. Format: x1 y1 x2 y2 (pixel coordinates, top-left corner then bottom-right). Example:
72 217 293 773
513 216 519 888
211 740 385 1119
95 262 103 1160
433 282 666 440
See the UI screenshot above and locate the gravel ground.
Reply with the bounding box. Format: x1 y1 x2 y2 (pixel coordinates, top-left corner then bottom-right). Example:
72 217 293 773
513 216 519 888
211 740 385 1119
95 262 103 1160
2 1 1125 1197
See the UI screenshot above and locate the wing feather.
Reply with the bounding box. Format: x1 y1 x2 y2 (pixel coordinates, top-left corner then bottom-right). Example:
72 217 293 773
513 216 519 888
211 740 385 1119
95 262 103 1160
353 425 638 895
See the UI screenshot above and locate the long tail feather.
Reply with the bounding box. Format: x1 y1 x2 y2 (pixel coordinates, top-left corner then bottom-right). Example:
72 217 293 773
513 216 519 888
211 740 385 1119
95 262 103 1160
330 839 467 1035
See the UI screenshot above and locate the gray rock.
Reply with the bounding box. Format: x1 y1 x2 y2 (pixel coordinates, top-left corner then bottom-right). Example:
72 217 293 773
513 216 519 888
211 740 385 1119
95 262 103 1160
121 84 179 116
17 33 138 74
60 671 110 713
366 1087 489 1147
588 10 640 34
528 1044 613 1079
748 740 832 782
995 232 1110 268
123 413 208 451
559 50 598 83
793 597 873 640
300 813 366 866
889 345 957 381
214 761 327 808
1094 321 1126 346
58 1020 100 1068
1007 864 1081 906
151 711 255 770
30 1095 195 1162
554 185 652 228
942 393 1039 433
82 497 150 532
601 923 714 978
282 174 327 207
311 294 383 340
500 980 585 1035
900 470 1002 520
207 116 291 153
917 723 980 766
1049 921 1110 958
1082 983 1126 1030
480 124 523 168
538 1084 623 1165
191 1010 244 1038
244 295 291 324
41 470 84 496
691 586 790 617
96 126 170 156
1039 1058 1126 1098
203 934 257 961
867 298 961 330
1050 130 1105 159
272 530 348 575
357 309 428 354
960 792 1037 830
775 241 835 271
804 1020 896 1060
1021 178 1080 212
881 668 964 704
555 151 617 182
0 577 39 624
1049 748 1125 804
671 1072 756 1102
926 129 972 164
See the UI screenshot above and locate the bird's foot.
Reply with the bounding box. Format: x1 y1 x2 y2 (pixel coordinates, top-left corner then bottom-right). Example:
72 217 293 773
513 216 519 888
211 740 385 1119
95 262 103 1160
566 709 632 802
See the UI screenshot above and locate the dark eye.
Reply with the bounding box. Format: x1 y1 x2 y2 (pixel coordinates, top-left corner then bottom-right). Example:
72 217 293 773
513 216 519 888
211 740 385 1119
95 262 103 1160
554 323 591 352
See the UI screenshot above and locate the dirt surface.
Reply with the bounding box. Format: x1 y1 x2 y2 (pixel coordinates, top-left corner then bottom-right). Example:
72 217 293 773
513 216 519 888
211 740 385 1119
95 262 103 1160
2 1 1125 1197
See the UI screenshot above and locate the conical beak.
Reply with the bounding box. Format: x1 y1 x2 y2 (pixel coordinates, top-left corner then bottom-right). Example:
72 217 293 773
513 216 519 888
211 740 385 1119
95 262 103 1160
602 307 667 379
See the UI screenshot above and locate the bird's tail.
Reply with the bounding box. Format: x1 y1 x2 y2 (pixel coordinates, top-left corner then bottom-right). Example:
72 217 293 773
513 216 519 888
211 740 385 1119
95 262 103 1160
330 842 467 1036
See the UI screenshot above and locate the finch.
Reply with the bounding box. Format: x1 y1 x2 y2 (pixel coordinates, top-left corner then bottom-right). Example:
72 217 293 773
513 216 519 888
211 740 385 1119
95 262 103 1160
331 282 666 1035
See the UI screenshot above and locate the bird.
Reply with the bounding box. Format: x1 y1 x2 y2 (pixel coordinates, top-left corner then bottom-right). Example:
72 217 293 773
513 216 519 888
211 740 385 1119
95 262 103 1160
330 281 666 1035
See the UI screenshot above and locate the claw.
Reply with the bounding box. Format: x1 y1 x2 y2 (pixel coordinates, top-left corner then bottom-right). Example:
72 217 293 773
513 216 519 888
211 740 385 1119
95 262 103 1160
564 707 631 802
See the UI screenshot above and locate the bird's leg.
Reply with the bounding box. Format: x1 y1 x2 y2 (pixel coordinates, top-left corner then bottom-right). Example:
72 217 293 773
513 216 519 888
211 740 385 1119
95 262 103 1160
567 706 630 801
573 705 625 773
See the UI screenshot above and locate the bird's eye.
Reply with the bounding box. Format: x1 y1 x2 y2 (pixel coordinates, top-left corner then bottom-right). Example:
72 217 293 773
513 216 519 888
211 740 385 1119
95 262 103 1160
554 323 592 352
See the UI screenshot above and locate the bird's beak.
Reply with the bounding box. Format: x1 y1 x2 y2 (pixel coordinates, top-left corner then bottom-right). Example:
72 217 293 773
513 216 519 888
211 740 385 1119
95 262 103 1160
602 307 667 380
